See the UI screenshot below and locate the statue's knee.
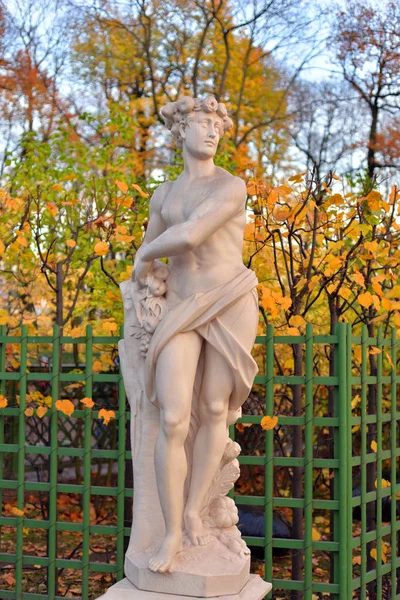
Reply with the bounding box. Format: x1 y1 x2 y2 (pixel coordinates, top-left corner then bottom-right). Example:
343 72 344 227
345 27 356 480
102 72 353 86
204 398 227 421
162 411 188 439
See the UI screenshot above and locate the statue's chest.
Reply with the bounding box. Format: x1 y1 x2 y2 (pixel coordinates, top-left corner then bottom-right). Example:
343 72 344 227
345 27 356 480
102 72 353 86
161 182 211 227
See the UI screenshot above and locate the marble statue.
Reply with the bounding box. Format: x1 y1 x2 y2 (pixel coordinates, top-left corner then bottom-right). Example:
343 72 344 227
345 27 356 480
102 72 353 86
98 95 272 600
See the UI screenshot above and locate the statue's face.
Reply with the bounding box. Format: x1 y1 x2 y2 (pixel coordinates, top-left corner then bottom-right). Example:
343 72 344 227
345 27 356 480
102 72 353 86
180 111 224 160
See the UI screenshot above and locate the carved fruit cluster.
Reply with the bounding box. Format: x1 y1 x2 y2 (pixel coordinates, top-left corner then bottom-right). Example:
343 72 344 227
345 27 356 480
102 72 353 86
209 496 239 528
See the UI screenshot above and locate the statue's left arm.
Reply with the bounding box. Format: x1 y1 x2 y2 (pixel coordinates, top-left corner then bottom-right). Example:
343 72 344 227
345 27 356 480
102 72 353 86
141 178 245 262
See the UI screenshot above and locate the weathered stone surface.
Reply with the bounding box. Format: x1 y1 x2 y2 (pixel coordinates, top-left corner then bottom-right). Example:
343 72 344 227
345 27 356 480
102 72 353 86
125 539 250 597
96 574 272 600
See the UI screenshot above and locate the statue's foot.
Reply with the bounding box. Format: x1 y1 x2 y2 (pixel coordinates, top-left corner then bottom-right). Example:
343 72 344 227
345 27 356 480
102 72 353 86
148 534 183 573
184 510 207 546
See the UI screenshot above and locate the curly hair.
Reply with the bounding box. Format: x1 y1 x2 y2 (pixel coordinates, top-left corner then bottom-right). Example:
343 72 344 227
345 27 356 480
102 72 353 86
160 95 233 149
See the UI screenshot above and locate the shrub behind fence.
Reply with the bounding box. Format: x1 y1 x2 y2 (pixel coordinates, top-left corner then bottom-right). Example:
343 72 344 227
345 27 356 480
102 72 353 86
0 323 399 599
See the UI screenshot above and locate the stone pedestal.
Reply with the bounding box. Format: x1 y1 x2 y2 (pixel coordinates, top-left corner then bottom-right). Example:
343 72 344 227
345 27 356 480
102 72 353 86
96 575 272 600
125 536 250 598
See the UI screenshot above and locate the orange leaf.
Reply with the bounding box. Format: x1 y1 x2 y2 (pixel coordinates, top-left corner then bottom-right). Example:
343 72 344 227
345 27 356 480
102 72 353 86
98 408 115 425
94 241 109 256
46 203 58 216
353 272 365 288
132 183 149 198
369 347 381 355
358 292 373 308
55 399 75 417
0 394 7 409
115 180 128 194
81 397 95 409
260 415 278 430
24 407 34 417
66 239 76 248
36 406 48 419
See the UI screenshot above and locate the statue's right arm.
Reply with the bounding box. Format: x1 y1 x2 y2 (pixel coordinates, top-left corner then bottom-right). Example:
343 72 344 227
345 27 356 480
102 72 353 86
140 183 168 248
133 184 168 281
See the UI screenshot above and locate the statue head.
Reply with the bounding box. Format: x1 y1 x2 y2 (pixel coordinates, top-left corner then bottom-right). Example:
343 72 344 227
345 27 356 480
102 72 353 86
160 95 233 159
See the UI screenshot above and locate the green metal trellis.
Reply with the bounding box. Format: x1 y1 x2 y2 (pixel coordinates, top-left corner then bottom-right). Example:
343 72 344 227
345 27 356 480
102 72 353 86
0 322 399 599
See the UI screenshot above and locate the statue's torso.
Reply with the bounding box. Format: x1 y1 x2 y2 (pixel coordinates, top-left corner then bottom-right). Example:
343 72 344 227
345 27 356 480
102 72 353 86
159 170 248 304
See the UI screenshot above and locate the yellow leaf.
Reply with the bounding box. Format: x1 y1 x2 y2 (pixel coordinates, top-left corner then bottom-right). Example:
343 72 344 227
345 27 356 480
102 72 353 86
81 397 95 409
387 285 400 298
338 287 351 300
354 347 362 365
98 408 115 425
332 173 341 181
381 297 392 310
312 527 321 541
289 315 306 328
374 478 390 489
369 347 381 355
66 239 76 248
0 240 5 256
11 507 25 517
93 360 103 372
371 440 377 452
94 241 109 256
260 415 278 430
385 351 394 370
132 183 149 198
353 272 365 288
351 394 361 409
103 321 117 333
70 327 84 338
24 407 34 417
115 180 128 194
36 406 48 419
358 292 373 308
0 394 7 409
286 327 301 336
51 183 63 192
55 399 75 417
288 171 307 183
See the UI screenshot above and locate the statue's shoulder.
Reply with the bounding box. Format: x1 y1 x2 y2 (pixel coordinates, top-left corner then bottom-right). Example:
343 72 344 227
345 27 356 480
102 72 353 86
150 181 173 210
214 168 246 197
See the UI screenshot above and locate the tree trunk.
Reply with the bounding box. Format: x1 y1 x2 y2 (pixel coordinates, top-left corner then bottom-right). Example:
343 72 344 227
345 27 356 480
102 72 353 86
367 103 379 179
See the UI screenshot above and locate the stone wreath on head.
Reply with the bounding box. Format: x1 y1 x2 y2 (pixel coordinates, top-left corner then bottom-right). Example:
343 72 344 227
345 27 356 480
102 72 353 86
160 95 234 149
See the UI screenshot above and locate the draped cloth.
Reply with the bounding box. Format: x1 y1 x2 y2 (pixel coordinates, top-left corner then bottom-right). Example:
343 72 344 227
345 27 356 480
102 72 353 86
145 268 259 411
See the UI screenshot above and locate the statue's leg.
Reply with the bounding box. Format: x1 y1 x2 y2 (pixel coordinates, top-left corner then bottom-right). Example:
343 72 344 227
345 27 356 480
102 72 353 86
183 343 232 546
148 330 203 574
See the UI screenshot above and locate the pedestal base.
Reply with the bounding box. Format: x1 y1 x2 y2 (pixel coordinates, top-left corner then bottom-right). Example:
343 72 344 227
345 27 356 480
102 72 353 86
125 538 250 597
96 575 272 600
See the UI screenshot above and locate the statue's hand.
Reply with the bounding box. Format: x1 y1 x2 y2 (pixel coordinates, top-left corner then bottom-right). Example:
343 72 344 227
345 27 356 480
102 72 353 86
133 249 152 287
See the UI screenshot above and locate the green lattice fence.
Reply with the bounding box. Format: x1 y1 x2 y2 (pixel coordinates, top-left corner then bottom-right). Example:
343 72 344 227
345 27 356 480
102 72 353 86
0 323 399 599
